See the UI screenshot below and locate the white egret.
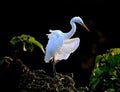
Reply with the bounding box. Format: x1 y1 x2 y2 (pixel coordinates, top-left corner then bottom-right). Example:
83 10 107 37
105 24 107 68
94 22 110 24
44 16 89 77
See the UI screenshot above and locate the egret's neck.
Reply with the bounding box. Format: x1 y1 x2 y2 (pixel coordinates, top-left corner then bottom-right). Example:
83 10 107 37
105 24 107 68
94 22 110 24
64 21 76 39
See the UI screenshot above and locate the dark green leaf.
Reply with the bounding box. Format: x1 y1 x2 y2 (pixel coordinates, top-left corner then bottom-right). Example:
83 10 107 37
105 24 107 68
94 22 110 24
10 34 45 53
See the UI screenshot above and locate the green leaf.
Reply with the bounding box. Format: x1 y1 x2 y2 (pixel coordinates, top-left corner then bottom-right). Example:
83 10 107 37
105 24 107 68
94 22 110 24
10 34 45 53
0 56 13 65
10 37 21 46
109 48 120 55
90 79 100 92
105 88 115 92
28 36 45 53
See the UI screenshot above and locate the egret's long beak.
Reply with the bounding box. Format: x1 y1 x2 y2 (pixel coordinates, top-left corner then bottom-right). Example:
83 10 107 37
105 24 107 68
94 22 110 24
81 23 90 32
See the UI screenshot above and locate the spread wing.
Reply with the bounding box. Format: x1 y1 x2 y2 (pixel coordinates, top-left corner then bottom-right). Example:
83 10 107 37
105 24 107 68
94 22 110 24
54 37 80 61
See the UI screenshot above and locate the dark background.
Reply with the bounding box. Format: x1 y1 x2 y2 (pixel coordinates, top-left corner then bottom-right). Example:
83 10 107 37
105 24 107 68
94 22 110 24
1 0 106 55
1 0 119 89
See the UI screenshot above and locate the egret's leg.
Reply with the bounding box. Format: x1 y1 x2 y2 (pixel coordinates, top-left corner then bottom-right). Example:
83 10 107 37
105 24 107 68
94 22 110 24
52 62 56 78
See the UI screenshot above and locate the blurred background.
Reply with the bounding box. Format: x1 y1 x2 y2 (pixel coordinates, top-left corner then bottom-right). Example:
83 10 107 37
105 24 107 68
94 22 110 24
1 0 119 88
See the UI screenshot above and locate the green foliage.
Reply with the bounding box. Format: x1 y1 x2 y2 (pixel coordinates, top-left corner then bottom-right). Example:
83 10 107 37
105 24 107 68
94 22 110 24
0 56 13 65
10 34 45 53
90 48 120 92
0 34 45 68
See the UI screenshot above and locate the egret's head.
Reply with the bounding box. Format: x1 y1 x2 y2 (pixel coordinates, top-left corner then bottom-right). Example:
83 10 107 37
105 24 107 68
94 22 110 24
71 16 90 32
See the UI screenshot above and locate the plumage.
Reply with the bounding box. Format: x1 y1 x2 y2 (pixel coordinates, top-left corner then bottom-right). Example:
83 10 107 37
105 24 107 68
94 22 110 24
44 16 89 77
44 16 89 63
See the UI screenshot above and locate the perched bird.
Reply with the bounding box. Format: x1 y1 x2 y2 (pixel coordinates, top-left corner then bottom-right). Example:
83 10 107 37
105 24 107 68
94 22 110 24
44 16 89 77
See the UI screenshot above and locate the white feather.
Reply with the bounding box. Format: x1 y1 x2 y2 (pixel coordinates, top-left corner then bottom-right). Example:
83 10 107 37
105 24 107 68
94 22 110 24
54 38 80 62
